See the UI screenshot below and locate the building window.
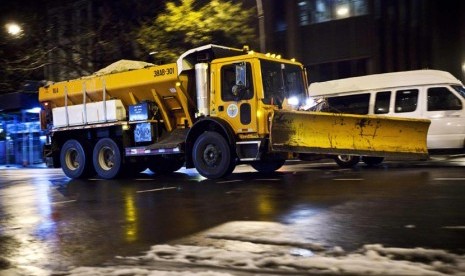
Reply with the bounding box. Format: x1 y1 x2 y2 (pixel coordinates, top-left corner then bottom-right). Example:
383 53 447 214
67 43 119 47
298 0 368 25
298 1 311 26
307 58 368 83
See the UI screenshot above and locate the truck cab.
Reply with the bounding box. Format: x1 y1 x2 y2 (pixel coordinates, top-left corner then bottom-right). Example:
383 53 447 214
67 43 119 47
177 47 309 178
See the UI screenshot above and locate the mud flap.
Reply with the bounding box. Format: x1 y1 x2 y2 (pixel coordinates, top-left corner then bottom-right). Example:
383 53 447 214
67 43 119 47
270 110 430 159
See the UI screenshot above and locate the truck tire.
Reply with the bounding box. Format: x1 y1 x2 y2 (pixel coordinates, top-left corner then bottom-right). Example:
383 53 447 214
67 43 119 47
93 138 122 179
149 156 184 174
251 159 285 173
193 132 235 179
362 156 384 166
60 139 93 179
334 155 360 168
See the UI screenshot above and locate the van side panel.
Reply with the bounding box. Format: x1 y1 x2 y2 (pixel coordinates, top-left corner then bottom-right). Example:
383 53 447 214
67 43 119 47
423 86 465 149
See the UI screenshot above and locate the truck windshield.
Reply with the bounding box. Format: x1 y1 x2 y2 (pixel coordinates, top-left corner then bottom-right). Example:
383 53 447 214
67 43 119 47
260 60 306 106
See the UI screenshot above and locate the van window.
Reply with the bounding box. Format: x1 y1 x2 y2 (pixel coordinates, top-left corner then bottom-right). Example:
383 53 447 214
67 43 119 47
327 93 370 114
395 89 418 113
374 91 391 114
452 85 465 99
427 87 462 111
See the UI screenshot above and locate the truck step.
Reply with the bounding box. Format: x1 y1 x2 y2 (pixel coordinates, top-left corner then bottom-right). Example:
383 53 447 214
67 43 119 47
125 128 190 157
147 128 190 150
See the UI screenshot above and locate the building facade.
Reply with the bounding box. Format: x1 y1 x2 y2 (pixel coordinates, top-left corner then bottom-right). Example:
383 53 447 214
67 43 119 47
43 0 165 82
262 0 465 83
0 82 45 166
42 0 465 84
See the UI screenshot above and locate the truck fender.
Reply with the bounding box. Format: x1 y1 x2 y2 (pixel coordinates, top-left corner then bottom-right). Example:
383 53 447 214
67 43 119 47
185 117 236 168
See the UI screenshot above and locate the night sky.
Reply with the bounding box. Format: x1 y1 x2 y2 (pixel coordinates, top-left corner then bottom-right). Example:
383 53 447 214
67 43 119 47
1 0 46 20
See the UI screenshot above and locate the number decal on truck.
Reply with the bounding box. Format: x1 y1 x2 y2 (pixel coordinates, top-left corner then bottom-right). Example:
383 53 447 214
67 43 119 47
154 67 175 77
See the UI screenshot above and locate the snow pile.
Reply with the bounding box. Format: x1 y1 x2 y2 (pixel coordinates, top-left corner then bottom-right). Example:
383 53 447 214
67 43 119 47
61 221 465 276
4 221 465 275
137 243 464 275
57 243 465 276
91 60 154 77
65 267 232 276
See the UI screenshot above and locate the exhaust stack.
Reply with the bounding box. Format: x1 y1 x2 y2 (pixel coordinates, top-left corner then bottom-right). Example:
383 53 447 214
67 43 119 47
195 63 209 117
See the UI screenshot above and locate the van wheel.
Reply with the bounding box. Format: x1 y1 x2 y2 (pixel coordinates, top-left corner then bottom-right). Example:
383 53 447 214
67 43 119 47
362 156 384 166
251 159 285 173
334 155 360 168
60 139 93 179
193 132 235 179
93 138 122 179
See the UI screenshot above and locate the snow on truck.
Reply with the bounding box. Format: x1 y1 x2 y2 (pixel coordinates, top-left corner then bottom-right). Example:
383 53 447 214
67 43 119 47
38 45 430 179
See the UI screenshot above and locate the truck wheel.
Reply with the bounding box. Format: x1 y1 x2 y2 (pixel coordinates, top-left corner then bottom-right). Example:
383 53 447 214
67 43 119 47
60 139 93 179
362 156 384 166
334 155 360 168
93 138 122 179
251 159 285 173
149 156 184 174
193 132 235 179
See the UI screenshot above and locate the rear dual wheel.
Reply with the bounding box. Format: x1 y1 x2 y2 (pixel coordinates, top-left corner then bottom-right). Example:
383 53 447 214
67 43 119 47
93 138 122 179
61 138 123 179
60 139 95 179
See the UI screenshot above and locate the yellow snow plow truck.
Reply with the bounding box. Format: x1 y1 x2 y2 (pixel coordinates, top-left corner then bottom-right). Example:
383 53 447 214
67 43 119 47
39 45 430 179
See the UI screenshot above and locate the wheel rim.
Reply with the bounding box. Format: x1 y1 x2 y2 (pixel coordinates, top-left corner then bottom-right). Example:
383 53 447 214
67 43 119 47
338 155 352 162
65 148 80 171
203 144 221 167
193 132 235 179
98 146 115 171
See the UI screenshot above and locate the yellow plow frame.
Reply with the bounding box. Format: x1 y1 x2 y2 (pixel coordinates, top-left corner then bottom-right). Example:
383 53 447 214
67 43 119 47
271 110 430 159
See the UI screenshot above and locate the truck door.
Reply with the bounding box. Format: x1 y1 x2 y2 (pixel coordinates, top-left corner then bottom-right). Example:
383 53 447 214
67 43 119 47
214 61 257 134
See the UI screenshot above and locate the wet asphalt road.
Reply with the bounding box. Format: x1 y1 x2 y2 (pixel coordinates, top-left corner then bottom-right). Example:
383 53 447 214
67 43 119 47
1 158 465 272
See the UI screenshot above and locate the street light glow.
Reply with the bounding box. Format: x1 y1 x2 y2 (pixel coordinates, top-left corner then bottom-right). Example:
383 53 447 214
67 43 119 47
336 5 350 18
5 22 22 36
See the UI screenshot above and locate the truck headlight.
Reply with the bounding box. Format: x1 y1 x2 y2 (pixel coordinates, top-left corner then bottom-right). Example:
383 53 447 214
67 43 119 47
287 96 299 106
306 98 316 107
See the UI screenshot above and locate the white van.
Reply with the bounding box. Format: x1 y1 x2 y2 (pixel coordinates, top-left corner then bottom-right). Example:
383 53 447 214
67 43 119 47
308 70 465 166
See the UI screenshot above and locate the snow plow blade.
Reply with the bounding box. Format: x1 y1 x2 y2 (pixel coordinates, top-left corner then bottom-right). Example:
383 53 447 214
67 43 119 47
270 110 430 159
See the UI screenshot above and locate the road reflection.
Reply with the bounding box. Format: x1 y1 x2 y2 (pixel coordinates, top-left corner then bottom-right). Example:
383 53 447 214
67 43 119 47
2 161 465 273
0 170 61 272
123 190 138 242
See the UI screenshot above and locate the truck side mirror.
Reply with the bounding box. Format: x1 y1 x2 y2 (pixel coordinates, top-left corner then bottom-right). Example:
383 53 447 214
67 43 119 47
235 62 247 87
232 62 247 101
